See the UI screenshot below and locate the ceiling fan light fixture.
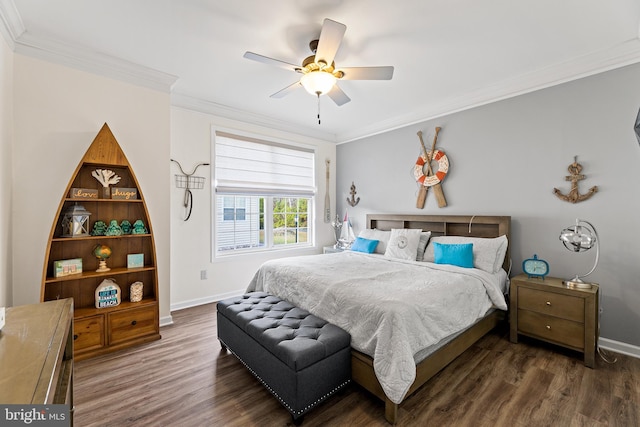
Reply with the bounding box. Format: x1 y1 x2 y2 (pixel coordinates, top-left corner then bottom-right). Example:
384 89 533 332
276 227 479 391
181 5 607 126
300 71 336 96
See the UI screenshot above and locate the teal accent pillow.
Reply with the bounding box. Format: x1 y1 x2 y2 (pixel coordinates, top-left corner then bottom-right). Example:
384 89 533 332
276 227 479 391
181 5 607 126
350 237 379 254
433 242 474 268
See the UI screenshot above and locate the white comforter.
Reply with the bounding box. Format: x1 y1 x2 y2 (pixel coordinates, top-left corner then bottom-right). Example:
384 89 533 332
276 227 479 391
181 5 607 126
246 251 507 404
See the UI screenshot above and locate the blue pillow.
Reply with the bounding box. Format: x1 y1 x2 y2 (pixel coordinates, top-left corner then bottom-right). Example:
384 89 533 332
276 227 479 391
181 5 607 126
433 242 474 268
350 237 379 254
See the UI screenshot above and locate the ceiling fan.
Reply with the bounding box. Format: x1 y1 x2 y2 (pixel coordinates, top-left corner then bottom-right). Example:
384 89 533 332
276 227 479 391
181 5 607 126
243 18 394 114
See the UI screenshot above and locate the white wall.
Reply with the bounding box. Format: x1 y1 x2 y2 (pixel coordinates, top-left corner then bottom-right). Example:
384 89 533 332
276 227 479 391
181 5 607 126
337 62 640 349
170 106 336 310
0 34 12 307
12 55 172 322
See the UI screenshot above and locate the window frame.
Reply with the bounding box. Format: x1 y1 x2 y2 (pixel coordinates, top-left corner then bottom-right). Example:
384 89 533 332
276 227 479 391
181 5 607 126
212 128 316 258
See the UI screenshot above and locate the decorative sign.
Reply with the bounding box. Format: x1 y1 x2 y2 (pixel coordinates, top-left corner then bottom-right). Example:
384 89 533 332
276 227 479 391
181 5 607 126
111 187 138 200
127 253 144 269
95 278 121 308
53 258 83 278
69 188 99 199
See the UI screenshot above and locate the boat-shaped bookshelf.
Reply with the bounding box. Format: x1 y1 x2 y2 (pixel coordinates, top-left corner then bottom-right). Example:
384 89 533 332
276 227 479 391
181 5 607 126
41 123 160 360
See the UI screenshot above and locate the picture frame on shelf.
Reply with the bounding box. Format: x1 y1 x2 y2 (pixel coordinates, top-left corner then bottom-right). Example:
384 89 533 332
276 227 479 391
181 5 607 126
127 253 144 269
53 258 83 278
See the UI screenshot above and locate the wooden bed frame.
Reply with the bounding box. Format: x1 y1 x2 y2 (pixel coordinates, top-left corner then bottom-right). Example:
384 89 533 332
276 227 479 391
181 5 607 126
351 214 511 424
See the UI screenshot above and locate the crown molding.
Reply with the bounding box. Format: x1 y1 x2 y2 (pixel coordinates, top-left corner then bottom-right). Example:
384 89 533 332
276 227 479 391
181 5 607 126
171 92 337 143
0 0 24 49
337 37 640 144
13 32 178 93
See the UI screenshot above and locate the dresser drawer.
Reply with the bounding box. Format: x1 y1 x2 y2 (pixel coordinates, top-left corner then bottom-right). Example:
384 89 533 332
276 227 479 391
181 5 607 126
518 287 584 323
518 310 584 350
108 306 158 346
74 315 105 352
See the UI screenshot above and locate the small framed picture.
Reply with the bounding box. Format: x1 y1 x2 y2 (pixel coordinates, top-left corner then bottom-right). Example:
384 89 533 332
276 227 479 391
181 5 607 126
53 258 83 278
127 253 144 269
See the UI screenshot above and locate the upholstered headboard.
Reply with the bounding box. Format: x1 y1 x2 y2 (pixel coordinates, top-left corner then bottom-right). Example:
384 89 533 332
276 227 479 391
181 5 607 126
367 214 512 272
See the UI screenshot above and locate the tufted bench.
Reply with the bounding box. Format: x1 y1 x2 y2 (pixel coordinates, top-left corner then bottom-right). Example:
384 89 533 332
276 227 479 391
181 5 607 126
217 292 351 422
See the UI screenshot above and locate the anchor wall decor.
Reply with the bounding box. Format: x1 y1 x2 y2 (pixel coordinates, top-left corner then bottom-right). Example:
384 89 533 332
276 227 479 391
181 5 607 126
553 156 598 203
346 182 360 207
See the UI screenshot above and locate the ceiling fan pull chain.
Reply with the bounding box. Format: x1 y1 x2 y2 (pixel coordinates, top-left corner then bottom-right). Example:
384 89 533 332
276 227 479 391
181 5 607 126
316 92 321 124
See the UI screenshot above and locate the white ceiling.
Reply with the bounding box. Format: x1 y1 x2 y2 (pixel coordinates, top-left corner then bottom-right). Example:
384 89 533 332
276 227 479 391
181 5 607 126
3 0 640 142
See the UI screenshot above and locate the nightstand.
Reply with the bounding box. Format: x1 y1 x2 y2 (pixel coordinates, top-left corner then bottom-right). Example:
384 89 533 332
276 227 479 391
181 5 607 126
510 274 598 368
323 246 344 254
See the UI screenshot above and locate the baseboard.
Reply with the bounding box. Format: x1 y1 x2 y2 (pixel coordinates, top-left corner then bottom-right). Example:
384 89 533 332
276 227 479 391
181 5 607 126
599 337 640 359
160 315 174 327
169 290 245 312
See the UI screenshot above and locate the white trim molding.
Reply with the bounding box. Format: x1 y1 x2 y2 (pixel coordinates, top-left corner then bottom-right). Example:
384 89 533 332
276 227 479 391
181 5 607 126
0 0 24 49
160 315 174 327
169 289 245 313
599 337 640 360
14 32 178 93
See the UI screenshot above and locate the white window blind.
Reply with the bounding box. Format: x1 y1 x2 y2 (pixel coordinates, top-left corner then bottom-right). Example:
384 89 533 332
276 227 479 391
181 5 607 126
215 132 315 196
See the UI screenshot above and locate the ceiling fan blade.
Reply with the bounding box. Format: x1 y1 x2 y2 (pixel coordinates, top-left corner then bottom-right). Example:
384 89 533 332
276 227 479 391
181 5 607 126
327 84 351 106
314 19 346 67
270 81 301 99
338 66 394 80
243 51 300 72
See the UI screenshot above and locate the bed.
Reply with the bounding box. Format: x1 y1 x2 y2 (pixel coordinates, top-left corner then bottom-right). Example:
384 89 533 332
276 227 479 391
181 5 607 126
247 214 511 424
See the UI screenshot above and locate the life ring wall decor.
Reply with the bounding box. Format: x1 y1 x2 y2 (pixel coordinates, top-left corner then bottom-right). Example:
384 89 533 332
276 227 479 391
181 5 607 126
414 150 449 187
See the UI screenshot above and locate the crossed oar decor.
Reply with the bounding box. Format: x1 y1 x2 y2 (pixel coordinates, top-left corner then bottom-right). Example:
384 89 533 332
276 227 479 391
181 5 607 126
415 127 448 208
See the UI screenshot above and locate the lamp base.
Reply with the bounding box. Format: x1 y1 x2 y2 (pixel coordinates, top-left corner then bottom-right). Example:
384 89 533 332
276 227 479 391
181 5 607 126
564 278 592 289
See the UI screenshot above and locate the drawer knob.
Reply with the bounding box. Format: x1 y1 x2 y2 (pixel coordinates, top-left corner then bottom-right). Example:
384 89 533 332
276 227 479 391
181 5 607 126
73 334 78 340
546 325 551 330
131 320 137 326
546 301 551 306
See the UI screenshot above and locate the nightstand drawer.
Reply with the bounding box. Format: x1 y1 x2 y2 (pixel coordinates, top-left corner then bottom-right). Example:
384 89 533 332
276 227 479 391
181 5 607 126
518 287 584 323
518 310 584 349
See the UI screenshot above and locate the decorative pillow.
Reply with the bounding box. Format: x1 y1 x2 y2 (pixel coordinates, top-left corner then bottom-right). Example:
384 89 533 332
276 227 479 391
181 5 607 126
358 229 391 254
433 242 474 268
350 237 379 254
423 235 508 273
416 231 432 261
384 228 423 261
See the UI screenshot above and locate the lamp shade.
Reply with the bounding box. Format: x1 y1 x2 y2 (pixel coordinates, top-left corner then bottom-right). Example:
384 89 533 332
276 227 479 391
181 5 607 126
559 218 599 289
300 71 337 96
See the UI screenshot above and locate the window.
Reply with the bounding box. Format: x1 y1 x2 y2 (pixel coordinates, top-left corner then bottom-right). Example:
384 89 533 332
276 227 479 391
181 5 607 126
214 131 315 255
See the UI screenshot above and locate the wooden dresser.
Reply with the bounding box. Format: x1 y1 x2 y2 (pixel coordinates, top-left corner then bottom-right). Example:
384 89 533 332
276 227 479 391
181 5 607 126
0 299 74 415
510 274 598 368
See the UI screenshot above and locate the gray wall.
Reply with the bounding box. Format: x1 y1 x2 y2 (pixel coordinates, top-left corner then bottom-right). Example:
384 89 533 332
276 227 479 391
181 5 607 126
337 62 640 348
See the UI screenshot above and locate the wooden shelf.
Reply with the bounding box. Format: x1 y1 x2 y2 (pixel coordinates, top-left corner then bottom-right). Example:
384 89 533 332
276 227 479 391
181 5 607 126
65 198 144 203
75 298 157 318
52 233 151 242
45 266 156 284
41 123 160 360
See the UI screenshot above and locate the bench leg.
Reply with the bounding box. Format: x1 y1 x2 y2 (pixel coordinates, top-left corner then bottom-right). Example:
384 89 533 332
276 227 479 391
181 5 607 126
219 339 227 351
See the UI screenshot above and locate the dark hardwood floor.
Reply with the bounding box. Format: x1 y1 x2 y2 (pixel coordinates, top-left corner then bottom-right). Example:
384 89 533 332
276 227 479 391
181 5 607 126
74 303 640 426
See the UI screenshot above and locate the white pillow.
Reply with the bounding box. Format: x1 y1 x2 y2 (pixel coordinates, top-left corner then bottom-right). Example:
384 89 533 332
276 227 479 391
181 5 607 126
384 228 423 261
416 231 432 261
423 235 508 273
358 229 391 254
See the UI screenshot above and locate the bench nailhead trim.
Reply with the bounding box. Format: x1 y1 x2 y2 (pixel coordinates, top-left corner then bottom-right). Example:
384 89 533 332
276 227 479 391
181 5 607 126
220 338 351 417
